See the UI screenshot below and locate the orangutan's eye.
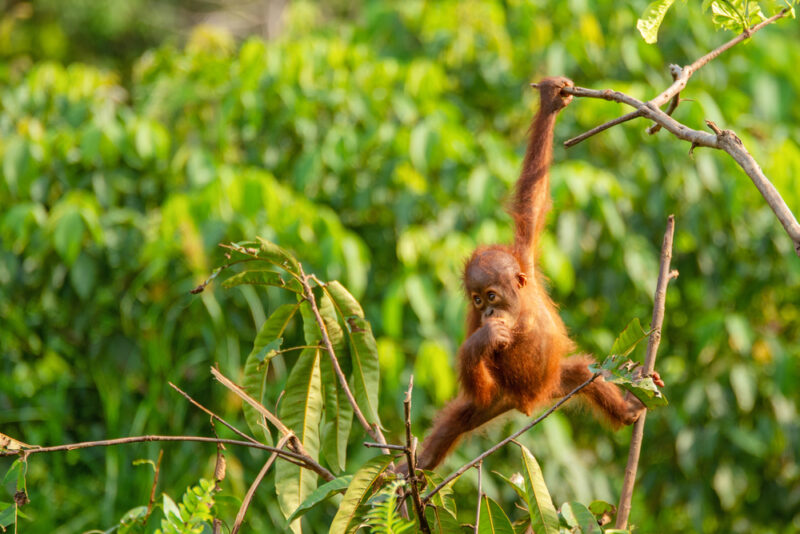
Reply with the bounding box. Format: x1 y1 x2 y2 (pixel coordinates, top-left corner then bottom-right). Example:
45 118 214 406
473 295 482 307
487 292 497 302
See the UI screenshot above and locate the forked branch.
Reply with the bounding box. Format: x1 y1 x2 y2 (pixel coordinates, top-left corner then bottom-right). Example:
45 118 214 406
615 215 677 529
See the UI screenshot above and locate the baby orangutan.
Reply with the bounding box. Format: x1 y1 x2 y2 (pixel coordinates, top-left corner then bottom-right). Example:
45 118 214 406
416 77 664 471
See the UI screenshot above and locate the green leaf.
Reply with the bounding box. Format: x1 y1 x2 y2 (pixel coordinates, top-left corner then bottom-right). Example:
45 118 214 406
422 471 457 518
560 502 597 533
52 209 85 265
242 303 300 446
425 506 461 534
364 480 416 534
610 318 649 357
588 500 616 524
494 471 528 507
162 494 183 524
276 348 323 533
222 269 303 293
636 0 676 43
300 290 354 472
256 237 302 275
324 281 382 426
286 475 353 524
70 252 96 300
329 454 394 534
0 503 15 529
518 444 559 534
478 495 516 534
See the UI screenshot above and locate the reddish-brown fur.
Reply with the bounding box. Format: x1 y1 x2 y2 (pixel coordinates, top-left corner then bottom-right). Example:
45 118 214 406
416 77 660 471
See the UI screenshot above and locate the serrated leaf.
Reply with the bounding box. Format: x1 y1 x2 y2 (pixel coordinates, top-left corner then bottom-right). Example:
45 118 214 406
518 444 559 534
479 495 516 534
222 269 303 293
276 349 323 533
610 318 649 357
242 303 299 446
329 454 395 534
256 237 301 274
636 0 676 43
286 475 353 523
560 502 597 533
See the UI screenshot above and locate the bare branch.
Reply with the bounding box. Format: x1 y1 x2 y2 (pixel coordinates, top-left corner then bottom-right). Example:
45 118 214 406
210 367 335 481
232 435 291 534
565 8 790 147
422 373 599 504
474 462 483 534
169 381 261 445
616 215 677 529
561 85 800 256
403 376 430 534
297 264 390 453
0 435 320 475
144 449 164 523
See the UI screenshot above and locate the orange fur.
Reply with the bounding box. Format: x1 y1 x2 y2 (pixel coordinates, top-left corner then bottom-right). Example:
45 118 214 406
417 77 643 471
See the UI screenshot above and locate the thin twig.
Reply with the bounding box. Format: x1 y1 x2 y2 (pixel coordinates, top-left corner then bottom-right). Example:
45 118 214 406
647 65 683 135
232 435 291 534
297 264 390 454
422 373 599 504
143 449 164 522
169 381 261 445
364 442 407 451
563 7 790 147
209 368 334 480
474 462 483 534
561 85 800 256
615 215 677 529
0 434 319 473
403 376 430 534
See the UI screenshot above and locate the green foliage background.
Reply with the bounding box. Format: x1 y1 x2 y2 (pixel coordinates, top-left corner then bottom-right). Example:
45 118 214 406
1 0 799 532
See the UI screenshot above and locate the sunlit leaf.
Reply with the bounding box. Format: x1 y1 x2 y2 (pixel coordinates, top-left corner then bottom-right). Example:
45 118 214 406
636 0 676 43
276 349 323 533
518 444 559 534
329 454 394 534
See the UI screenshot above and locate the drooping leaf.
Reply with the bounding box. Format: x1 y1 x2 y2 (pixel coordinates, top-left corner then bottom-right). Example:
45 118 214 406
300 292 353 472
636 0 676 43
324 281 382 425
0 503 15 529
478 495 516 534
256 236 302 275
286 475 353 524
242 303 299 446
276 348 323 533
560 502 597 534
222 269 303 293
329 454 394 534
518 444 559 534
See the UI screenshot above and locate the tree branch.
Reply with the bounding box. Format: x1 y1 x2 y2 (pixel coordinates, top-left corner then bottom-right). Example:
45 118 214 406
564 7 790 147
210 367 335 481
402 376 430 534
297 264 390 454
422 373 599 504
560 85 800 256
615 215 677 529
232 435 291 534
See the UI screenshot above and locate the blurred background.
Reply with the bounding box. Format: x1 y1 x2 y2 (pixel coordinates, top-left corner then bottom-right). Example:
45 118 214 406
1 0 799 532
